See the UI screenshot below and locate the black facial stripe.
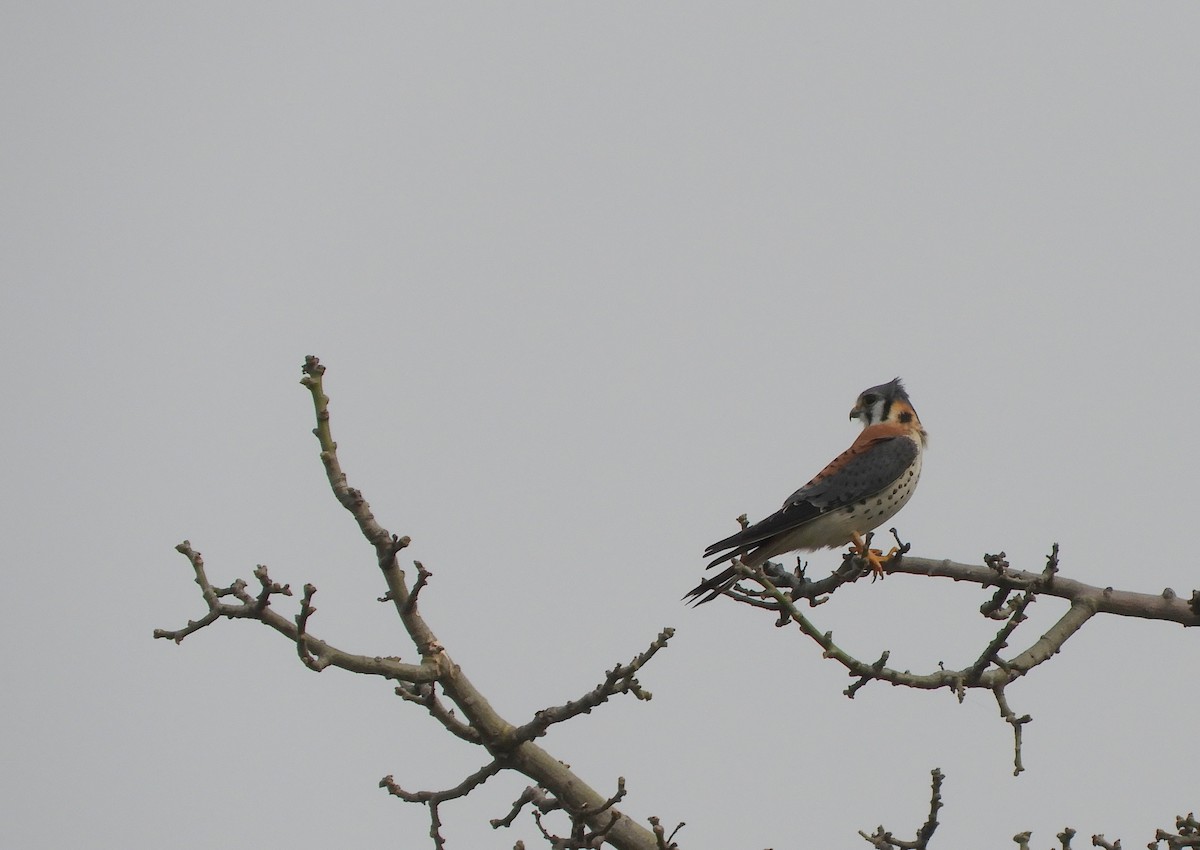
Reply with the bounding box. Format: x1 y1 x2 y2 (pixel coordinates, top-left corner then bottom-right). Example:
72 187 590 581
881 399 893 422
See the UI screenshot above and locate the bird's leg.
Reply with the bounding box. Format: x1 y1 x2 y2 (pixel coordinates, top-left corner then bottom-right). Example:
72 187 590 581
849 531 898 578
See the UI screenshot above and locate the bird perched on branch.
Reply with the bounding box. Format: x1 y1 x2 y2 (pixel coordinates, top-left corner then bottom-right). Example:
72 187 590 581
687 378 927 605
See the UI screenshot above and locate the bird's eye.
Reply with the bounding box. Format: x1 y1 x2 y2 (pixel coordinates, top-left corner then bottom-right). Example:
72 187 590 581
861 393 878 405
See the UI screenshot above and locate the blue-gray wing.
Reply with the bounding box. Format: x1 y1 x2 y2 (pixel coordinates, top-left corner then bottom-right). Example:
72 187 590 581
702 435 917 566
785 435 918 510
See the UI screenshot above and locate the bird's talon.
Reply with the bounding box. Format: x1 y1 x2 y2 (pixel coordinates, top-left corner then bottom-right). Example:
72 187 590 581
848 534 902 578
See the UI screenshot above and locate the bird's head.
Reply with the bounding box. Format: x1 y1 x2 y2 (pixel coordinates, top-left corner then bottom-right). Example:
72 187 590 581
850 378 925 442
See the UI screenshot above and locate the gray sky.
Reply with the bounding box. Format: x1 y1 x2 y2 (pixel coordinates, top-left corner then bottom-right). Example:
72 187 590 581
4 4 1199 848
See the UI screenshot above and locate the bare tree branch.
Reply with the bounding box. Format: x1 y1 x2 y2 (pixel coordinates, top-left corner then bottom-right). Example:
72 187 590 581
1150 813 1200 850
525 778 627 850
887 554 1198 627
699 528 1198 775
858 768 943 850
404 560 433 614
1012 812 1200 850
993 685 1031 776
514 629 675 744
381 760 507 849
646 817 684 850
748 538 1199 627
154 543 438 683
492 784 574 832
394 682 481 744
155 356 672 850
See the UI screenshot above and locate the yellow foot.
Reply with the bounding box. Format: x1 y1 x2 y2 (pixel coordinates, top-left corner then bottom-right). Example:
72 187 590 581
849 532 899 578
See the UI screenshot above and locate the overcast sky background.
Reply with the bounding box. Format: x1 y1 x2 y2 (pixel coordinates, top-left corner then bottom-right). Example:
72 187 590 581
5 4 1200 848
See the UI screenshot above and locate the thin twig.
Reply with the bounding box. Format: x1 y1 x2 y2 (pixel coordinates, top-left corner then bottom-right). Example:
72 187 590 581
858 768 944 850
994 685 1031 776
404 561 432 614
514 630 675 744
295 583 322 671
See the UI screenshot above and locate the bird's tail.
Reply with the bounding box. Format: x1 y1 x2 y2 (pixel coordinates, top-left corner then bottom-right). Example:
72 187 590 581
683 565 740 606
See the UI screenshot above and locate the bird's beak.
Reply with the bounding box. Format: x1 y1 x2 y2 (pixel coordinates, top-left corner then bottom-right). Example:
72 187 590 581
849 406 861 421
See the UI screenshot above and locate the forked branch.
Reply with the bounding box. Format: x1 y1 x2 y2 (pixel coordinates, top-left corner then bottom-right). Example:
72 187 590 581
155 356 675 850
705 532 1197 775
859 768 943 850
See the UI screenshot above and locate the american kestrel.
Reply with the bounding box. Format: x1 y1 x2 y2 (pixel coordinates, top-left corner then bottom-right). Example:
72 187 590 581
687 378 927 605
